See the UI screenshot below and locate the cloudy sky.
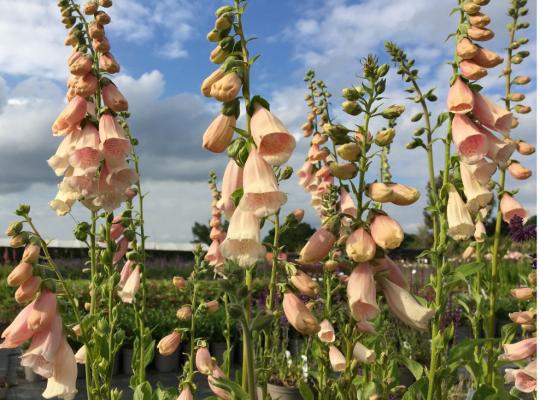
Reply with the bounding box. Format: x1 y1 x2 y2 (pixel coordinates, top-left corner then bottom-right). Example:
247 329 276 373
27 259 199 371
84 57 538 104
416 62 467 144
0 0 536 243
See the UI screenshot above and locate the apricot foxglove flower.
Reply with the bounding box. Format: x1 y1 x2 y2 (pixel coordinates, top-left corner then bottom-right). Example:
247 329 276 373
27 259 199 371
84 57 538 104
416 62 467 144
346 228 376 262
74 345 86 364
220 208 265 267
447 76 474 114
0 301 35 348
41 337 77 400
250 104 296 165
290 270 319 297
201 68 226 97
117 264 140 303
482 128 516 165
447 184 474 240
68 123 102 176
218 159 243 220
7 262 33 287
474 221 486 242
21 315 63 378
370 214 404 250
202 114 236 153
317 319 335 343
506 361 537 393
98 114 131 170
367 182 394 203
508 161 532 180
205 239 225 268
389 184 420 206
516 140 535 155
282 292 320 335
157 331 182 356
27 290 58 332
340 187 357 217
239 149 286 217
52 95 87 136
15 276 42 304
456 37 477 59
178 387 194 400
176 306 192 321
210 72 241 102
509 311 535 325
356 320 375 335
102 83 128 112
472 92 513 136
208 366 230 400
451 114 488 163
471 47 503 68
459 60 487 80
459 161 493 213
352 342 376 364
381 278 435 331
348 263 379 321
511 287 534 301
196 346 215 375
500 193 528 223
372 256 409 289
298 228 336 264
461 158 497 185
329 345 346 372
499 337 536 361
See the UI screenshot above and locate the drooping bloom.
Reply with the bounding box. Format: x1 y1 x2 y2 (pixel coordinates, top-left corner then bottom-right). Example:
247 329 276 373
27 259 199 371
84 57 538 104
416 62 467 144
328 345 346 372
176 306 192 321
0 301 35 348
202 114 236 153
482 129 516 165
499 337 537 362
317 319 335 343
447 76 474 114
210 73 242 103
511 287 534 301
461 159 497 185
459 162 492 213
472 92 513 136
506 361 537 393
356 320 376 335
7 262 33 287
15 275 42 304
218 159 243 220
451 114 488 164
347 263 379 321
117 264 141 303
205 239 225 268
238 149 286 217
102 83 128 112
340 187 357 217
208 366 230 400
21 315 63 378
352 342 376 364
195 346 215 375
345 228 376 262
220 208 265 267
74 345 86 364
459 60 487 80
282 292 320 335
250 104 296 165
98 114 131 172
446 184 474 241
372 256 409 289
177 387 194 400
290 270 319 297
52 96 87 136
509 311 535 325
157 331 182 356
381 278 435 331
370 214 404 250
41 337 78 400
500 193 528 223
298 228 336 264
471 47 503 68
27 290 58 332
367 182 394 203
297 161 315 191
508 162 532 180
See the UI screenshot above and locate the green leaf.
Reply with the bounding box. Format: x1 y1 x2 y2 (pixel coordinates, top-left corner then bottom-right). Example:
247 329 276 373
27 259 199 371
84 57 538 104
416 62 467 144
133 382 153 400
454 262 484 281
396 355 424 380
471 384 497 400
298 380 314 400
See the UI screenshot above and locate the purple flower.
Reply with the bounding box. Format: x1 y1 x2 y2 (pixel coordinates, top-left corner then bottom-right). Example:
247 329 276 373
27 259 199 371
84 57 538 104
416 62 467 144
509 215 536 242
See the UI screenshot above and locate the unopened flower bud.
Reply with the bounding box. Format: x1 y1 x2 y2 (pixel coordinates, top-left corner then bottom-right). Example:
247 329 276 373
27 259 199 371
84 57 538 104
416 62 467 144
16 204 31 216
374 128 395 146
5 222 23 237
292 208 304 223
157 331 182 356
206 300 220 314
513 75 530 85
210 45 229 64
462 2 480 14
514 105 531 114
84 302 91 311
280 166 293 180
72 324 82 336
337 143 361 161
95 11 111 24
342 87 361 101
381 104 405 119
88 22 105 40
176 305 192 321
83 1 98 15
342 100 361 116
329 162 358 180
516 140 535 155
215 13 232 31
527 272 536 286
99 0 112 7
10 233 29 248
172 276 187 289
324 260 338 272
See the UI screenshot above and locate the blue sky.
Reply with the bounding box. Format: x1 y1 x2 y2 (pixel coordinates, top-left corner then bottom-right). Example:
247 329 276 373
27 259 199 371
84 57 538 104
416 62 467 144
0 0 536 243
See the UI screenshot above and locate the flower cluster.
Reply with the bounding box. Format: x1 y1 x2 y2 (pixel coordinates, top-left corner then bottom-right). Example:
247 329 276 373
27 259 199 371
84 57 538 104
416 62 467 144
204 172 226 273
49 0 136 215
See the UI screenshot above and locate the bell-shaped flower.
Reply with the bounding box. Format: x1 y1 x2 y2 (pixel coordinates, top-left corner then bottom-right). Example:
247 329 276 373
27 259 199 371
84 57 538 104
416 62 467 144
389 184 420 206
459 162 493 213
472 92 513 136
118 260 134 290
459 60 487 80
176 306 192 321
15 276 42 304
348 263 379 321
516 140 535 155
381 278 435 331
102 83 128 112
373 256 409 289
481 128 515 165
220 208 265 267
346 228 376 262
67 51 92 76
298 228 336 265
201 68 226 96
98 114 131 169
340 187 357 217
499 337 536 361
447 76 474 114
195 346 215 375
7 262 33 287
177 387 194 400
452 114 488 164
208 366 230 400
500 193 528 223
72 72 98 97
461 158 497 185
117 264 141 303
290 270 319 297
205 239 225 267
509 311 535 325
356 320 375 335
511 361 537 393
352 342 376 364
99 52 120 73
250 104 296 165
317 319 335 343
202 114 236 153
239 149 286 217
41 337 78 400
47 133 79 176
474 221 486 242
447 184 474 240
471 47 503 68
21 315 63 378
52 96 87 136
511 287 534 301
157 331 182 356
68 123 103 177
282 292 320 335
74 345 86 364
218 159 243 220
367 182 394 203
370 214 404 250
329 345 346 372
456 37 477 59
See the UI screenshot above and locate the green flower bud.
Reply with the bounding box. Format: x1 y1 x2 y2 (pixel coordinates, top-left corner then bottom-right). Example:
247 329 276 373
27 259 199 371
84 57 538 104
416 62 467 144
341 87 361 101
280 166 293 180
215 13 233 31
514 105 531 114
381 104 405 119
374 128 395 146
337 143 362 161
74 222 90 242
329 162 358 180
517 37 529 45
5 221 23 237
410 112 423 122
513 75 530 85
342 100 361 116
215 5 234 17
219 36 235 52
15 204 31 217
377 64 390 78
9 232 29 248
413 127 426 137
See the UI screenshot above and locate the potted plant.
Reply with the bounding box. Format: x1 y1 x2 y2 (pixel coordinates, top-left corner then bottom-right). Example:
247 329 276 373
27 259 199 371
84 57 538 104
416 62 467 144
262 350 307 400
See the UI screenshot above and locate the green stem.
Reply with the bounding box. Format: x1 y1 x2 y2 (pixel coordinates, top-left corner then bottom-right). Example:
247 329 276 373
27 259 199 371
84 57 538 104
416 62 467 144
189 282 199 379
223 293 232 377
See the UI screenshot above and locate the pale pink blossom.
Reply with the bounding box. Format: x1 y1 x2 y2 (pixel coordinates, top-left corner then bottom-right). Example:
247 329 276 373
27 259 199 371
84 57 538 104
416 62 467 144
21 315 63 378
157 331 182 356
509 311 535 325
481 128 516 165
205 239 225 267
218 159 243 220
461 159 497 185
74 345 86 364
459 162 493 213
317 319 335 343
239 149 286 217
220 208 265 267
346 228 376 262
68 123 102 176
352 342 376 364
27 290 58 332
282 292 320 335
447 184 474 241
499 337 536 361
98 114 131 170
290 270 319 297
372 256 409 289
196 346 215 375
329 345 346 372
511 287 534 301
508 162 532 180
102 83 128 112
7 262 33 287
208 366 230 400
340 187 357 217
473 92 513 136
348 263 379 321
370 214 404 250
451 114 488 164
52 96 87 136
41 337 78 400
298 228 336 265
500 193 528 223
250 104 296 165
356 320 376 334
447 76 474 114
0 301 35 348
202 114 236 153
117 264 141 303
177 387 194 400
